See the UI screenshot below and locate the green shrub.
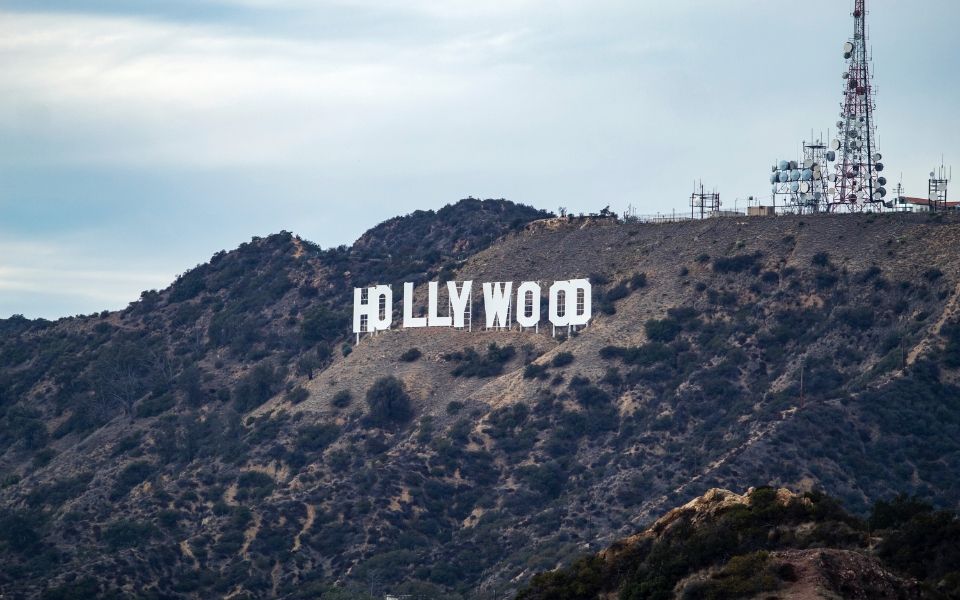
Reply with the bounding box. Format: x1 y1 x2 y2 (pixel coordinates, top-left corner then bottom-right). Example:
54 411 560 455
233 363 284 413
365 376 414 427
524 364 549 380
645 319 681 343
551 352 574 368
713 252 762 274
447 344 516 378
285 386 310 405
103 520 157 550
331 390 352 409
296 424 340 453
812 252 830 267
400 348 423 362
111 461 155 500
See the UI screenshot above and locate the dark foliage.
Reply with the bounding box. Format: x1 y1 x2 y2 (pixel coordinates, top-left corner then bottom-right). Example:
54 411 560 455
365 376 414 427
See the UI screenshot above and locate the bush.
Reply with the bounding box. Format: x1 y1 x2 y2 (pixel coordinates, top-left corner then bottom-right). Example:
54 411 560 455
713 252 762 274
285 387 310 405
111 461 155 500
296 424 340 453
103 520 157 550
399 348 423 362
630 273 648 289
365 376 414 427
331 390 352 409
645 319 681 343
233 363 285 413
448 344 516 378
524 364 549 380
812 252 830 267
835 306 874 330
301 305 348 345
551 352 574 368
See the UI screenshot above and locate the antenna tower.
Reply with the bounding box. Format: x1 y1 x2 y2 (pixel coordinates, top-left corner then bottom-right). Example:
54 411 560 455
690 181 720 220
928 161 951 212
831 0 886 210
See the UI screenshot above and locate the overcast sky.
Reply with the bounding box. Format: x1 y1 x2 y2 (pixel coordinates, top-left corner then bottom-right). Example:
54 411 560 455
1 0 958 319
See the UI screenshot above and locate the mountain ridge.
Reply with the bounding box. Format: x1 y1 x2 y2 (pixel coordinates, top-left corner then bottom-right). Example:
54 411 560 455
2 205 960 599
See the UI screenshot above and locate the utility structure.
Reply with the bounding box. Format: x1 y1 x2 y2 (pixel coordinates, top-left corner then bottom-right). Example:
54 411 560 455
833 0 886 209
928 161 951 212
771 135 836 214
690 182 720 219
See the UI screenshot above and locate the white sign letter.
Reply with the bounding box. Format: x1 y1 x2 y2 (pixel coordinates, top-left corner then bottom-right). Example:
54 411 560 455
403 282 427 328
353 285 393 333
516 281 541 328
448 281 473 329
483 282 513 329
549 279 591 329
429 281 453 327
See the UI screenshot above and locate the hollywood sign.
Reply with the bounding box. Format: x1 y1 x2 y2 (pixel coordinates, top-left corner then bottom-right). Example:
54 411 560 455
353 279 592 339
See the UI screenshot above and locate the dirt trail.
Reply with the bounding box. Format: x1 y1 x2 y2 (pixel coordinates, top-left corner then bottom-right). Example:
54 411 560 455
241 512 261 559
291 503 315 552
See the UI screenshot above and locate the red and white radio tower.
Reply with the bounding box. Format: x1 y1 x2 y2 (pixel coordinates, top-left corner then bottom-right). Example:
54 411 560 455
832 0 886 209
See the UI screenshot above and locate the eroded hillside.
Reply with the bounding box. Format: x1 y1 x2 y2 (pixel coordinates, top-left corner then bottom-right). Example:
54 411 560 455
2 208 960 599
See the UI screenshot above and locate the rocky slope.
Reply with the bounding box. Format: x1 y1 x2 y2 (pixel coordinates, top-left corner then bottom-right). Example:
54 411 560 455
517 487 959 600
2 205 960 599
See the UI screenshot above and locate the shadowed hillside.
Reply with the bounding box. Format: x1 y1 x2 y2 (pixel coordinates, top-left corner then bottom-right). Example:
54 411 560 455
2 206 960 599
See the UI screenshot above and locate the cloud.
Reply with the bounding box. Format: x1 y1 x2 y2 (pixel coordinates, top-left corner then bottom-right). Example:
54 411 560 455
1 0 958 318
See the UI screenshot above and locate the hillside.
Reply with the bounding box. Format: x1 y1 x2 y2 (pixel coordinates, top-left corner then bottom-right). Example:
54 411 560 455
517 487 960 599
2 205 960 599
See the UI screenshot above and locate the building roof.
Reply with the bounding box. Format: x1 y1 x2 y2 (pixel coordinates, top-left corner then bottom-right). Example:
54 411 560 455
896 196 958 208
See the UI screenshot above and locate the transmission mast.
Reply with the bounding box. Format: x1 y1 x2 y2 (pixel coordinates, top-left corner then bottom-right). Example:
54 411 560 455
832 0 886 210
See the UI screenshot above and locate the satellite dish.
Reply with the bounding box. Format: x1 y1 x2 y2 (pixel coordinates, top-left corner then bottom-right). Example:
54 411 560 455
813 170 823 181
842 73 850 80
878 187 887 198
831 139 841 151
791 182 801 193
828 173 837 183
770 173 779 185
801 169 814 181
779 160 789 171
803 159 815 169
875 162 884 172
878 177 887 186
789 160 798 170
826 150 837 162
812 163 821 173
799 182 811 193
938 183 948 192
930 193 939 201
851 140 860 150
843 42 855 54
930 171 937 178
844 52 852 60
791 169 802 181
778 171 789 183
872 153 882 162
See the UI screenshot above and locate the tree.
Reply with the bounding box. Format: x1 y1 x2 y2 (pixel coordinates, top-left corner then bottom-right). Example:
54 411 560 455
365 377 413 427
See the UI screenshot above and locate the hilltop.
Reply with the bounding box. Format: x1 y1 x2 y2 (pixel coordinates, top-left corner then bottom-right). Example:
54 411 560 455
2 203 960 599
517 487 960 599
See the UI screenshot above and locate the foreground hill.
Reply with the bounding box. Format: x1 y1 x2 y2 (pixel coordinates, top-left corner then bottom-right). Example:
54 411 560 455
2 204 960 598
517 487 960 599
